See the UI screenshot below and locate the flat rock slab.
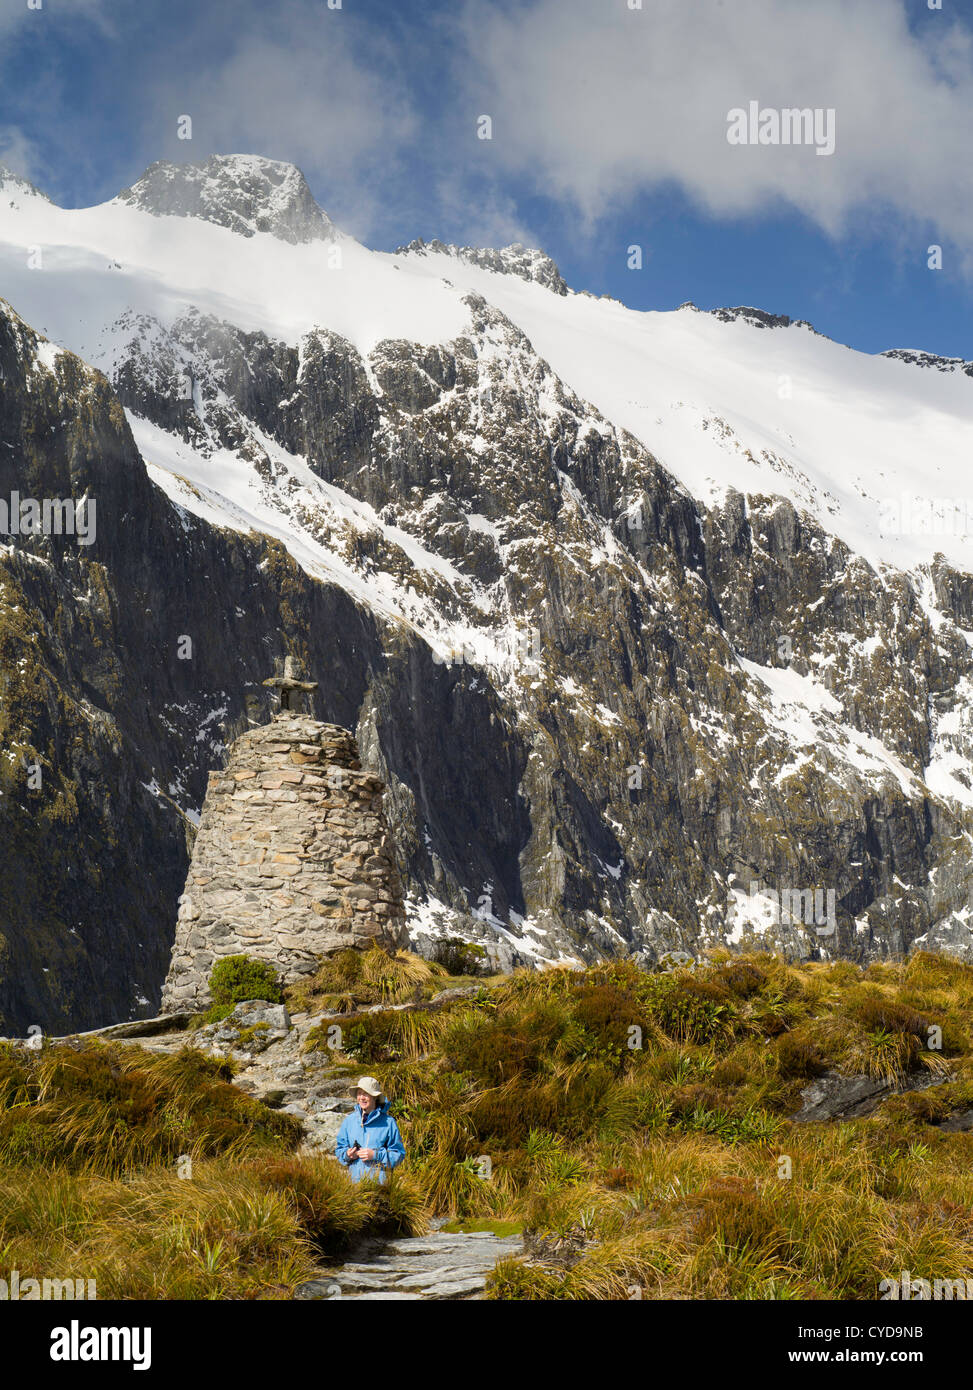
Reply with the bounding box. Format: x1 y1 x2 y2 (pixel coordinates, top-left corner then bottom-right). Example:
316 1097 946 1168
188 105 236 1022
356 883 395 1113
337 1251 514 1275
383 1245 483 1267
295 1229 523 1301
338 1291 425 1301
0 1012 198 1046
396 1270 487 1292
294 1282 424 1301
320 1271 403 1292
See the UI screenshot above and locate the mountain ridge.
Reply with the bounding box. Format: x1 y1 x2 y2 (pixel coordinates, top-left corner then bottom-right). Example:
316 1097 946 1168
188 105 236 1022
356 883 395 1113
2 153 965 369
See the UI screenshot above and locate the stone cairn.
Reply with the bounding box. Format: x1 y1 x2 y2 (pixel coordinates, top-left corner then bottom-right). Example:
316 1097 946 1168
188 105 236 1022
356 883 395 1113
161 658 407 1012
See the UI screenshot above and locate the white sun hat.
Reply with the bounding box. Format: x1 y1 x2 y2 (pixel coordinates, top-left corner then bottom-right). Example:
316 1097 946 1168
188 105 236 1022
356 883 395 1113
353 1075 386 1104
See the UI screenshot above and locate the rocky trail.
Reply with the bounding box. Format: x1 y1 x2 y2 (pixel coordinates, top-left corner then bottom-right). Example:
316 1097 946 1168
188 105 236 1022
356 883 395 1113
79 1001 370 1155
54 986 485 1153
295 1225 523 1301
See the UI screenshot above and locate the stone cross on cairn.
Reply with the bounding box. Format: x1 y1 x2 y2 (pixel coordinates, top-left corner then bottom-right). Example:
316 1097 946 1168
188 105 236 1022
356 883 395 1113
262 655 318 714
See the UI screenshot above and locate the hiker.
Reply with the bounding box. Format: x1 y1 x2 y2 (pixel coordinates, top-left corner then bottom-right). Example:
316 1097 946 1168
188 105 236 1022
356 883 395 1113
335 1075 405 1184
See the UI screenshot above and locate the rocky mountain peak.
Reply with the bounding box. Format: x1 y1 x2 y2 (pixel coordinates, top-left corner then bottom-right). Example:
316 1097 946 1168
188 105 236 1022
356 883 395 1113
710 304 821 335
881 347 973 378
114 154 336 244
0 164 52 206
396 237 568 295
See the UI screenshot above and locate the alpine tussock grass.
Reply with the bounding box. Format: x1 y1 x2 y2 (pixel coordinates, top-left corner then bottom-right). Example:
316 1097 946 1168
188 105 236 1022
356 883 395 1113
2 949 972 1298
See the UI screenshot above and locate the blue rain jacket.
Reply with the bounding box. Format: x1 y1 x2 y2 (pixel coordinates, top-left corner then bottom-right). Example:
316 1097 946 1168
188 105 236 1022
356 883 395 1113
335 1102 405 1184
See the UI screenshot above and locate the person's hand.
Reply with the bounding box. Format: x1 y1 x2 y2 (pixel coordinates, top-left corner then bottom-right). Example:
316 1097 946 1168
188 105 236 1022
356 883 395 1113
358 1147 375 1161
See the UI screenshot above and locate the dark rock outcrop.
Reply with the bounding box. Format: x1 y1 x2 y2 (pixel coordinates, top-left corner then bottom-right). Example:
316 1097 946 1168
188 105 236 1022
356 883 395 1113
396 237 568 295
791 1069 948 1123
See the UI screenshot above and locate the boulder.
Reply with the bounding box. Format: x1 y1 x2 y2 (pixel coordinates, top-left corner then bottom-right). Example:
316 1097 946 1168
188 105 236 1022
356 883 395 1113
194 999 291 1055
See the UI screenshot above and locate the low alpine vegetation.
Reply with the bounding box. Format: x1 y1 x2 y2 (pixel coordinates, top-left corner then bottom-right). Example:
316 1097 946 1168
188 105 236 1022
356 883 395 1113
2 948 971 1299
0 1036 425 1298
288 944 455 1016
314 949 973 1298
0 1041 301 1174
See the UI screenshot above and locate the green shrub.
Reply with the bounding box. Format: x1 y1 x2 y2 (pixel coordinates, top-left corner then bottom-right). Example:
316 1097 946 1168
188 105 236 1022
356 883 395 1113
715 961 768 998
676 1103 783 1144
712 1058 748 1087
442 1004 567 1085
207 955 283 1020
341 1008 448 1064
288 946 447 1013
848 993 928 1039
693 1177 792 1259
566 985 645 1067
252 1154 371 1251
431 937 489 977
638 973 736 1045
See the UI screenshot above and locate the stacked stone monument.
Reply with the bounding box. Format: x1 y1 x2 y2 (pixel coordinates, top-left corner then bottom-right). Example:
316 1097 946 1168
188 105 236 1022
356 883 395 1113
161 659 407 1011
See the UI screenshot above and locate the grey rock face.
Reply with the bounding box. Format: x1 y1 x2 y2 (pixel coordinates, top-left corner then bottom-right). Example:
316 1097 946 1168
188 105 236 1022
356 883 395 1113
0 164 53 206
192 999 291 1053
115 155 336 244
0 298 424 1034
396 237 568 295
936 1108 973 1133
6 200 973 1034
103 289 973 975
881 347 973 378
910 915 973 963
709 305 820 334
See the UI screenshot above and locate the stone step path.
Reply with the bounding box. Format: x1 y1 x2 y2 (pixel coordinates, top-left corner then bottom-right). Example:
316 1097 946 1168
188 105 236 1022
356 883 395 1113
295 1225 523 1301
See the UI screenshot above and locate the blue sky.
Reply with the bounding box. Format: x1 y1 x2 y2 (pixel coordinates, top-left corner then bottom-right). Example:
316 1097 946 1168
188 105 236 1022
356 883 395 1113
1 0 972 357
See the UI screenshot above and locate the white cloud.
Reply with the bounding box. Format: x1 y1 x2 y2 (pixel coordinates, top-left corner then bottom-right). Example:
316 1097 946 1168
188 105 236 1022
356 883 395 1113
139 0 417 239
0 126 45 183
457 0 973 256
430 176 539 252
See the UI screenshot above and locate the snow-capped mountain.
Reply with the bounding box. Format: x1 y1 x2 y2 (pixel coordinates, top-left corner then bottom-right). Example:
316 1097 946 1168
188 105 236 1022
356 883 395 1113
115 154 337 245
2 152 973 1032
